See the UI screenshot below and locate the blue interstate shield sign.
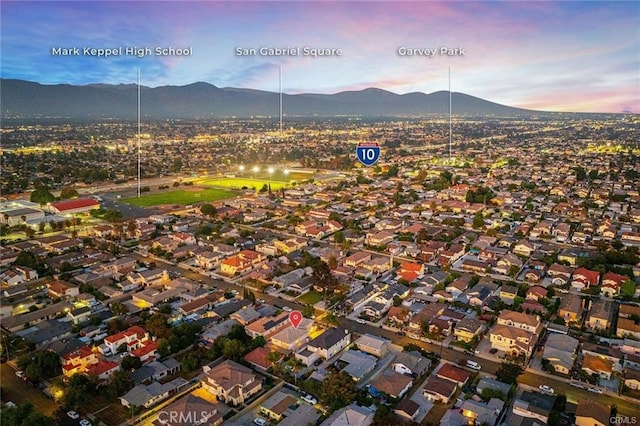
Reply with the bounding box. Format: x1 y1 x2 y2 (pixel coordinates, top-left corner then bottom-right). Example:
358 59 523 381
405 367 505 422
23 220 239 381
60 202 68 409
356 142 381 166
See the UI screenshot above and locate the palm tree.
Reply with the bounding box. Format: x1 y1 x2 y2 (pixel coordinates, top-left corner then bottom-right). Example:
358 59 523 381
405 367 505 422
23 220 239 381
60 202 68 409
287 358 305 386
267 351 281 376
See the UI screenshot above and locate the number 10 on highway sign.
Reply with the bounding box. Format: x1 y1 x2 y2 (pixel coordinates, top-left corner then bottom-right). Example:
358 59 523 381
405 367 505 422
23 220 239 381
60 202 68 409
356 142 381 166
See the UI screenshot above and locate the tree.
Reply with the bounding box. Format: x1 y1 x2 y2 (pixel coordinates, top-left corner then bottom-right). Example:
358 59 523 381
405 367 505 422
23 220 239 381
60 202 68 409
157 338 171 358
63 374 93 409
110 301 128 316
621 280 636 300
320 370 357 411
267 351 282 375
200 204 217 217
59 186 79 199
221 339 246 361
107 317 127 334
30 188 54 205
145 314 173 339
14 251 40 270
472 214 485 229
312 260 339 297
327 255 338 270
302 305 315 318
103 209 123 223
107 370 134 398
121 356 142 371
496 362 524 384
1 402 54 426
181 353 200 373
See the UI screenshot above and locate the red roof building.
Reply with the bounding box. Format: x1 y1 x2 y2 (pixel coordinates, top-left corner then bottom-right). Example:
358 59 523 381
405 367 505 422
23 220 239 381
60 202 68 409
48 198 100 215
243 346 272 371
131 340 158 362
85 360 120 385
436 363 471 386
572 267 600 289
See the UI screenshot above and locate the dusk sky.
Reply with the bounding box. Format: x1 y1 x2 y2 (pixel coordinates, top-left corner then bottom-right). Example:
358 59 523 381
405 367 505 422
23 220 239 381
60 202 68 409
2 1 638 113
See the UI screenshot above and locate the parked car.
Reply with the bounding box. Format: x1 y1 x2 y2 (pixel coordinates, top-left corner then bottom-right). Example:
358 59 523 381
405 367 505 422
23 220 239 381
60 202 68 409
588 387 603 394
253 418 267 426
79 419 92 426
489 348 498 354
539 385 555 395
15 370 24 378
356 318 366 324
465 360 481 371
570 382 584 389
67 411 80 420
282 306 292 312
301 394 318 405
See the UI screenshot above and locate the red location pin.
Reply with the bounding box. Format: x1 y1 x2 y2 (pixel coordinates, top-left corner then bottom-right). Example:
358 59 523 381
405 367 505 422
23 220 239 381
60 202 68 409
289 310 303 328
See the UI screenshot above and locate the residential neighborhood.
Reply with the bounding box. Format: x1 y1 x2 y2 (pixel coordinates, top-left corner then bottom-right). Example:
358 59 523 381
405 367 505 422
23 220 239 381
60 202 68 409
1 114 640 426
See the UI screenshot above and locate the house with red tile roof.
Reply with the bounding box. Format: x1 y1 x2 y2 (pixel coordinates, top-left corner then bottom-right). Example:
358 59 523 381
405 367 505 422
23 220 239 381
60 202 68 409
526 286 548 301
571 267 600 291
131 340 158 363
47 279 80 299
62 346 98 377
243 346 272 371
601 272 628 297
85 360 120 386
397 262 424 284
436 363 470 387
104 326 149 355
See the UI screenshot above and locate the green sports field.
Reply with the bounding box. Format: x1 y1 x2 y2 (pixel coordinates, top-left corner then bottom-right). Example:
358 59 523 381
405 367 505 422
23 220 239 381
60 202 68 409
123 188 235 207
194 176 290 191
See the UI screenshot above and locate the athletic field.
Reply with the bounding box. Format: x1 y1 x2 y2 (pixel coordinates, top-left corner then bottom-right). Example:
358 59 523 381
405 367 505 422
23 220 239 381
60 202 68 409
123 188 235 207
194 177 290 191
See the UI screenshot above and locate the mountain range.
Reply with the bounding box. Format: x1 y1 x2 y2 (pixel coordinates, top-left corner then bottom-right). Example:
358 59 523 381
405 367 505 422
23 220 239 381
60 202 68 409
1 78 537 119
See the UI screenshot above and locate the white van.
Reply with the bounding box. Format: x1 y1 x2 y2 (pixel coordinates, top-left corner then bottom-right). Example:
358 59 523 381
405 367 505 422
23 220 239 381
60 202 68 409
466 360 481 370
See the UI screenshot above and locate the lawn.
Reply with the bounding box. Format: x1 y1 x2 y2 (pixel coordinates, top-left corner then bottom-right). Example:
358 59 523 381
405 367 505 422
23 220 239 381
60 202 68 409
123 188 235 207
297 290 324 305
195 176 290 191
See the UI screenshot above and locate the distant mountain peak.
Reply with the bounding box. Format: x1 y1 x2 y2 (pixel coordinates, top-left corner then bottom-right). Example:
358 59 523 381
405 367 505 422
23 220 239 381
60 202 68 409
1 78 537 119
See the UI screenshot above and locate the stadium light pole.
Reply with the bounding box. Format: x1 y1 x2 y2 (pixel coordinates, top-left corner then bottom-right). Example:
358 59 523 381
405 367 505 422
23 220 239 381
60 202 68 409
237 165 245 188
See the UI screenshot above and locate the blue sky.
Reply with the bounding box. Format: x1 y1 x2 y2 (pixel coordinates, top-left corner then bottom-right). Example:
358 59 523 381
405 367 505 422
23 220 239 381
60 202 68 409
1 1 638 113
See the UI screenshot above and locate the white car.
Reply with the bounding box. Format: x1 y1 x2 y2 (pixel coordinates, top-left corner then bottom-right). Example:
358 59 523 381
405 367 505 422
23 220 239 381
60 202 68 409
15 370 24 378
538 385 555 395
356 318 366 324
282 306 292 312
253 418 267 426
588 387 603 394
257 299 265 304
67 411 80 419
570 382 584 389
301 394 318 405
79 420 92 426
